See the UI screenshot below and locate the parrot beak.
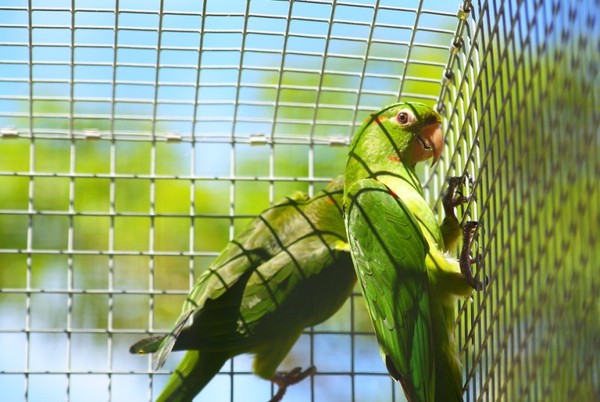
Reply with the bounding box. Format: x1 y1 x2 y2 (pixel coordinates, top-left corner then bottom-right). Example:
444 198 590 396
413 123 443 165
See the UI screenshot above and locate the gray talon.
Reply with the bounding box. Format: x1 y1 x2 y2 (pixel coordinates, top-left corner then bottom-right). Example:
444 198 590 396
460 221 484 291
443 174 472 216
269 366 316 402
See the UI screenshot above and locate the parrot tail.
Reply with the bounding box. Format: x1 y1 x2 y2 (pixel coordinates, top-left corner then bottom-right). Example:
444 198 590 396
434 358 464 402
432 305 464 402
156 350 229 402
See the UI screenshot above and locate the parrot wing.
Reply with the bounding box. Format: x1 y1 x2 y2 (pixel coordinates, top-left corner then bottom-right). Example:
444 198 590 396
345 178 435 402
236 189 348 332
130 177 355 401
131 192 311 369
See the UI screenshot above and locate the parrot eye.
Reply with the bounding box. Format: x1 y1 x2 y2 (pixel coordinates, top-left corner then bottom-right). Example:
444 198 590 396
396 109 415 126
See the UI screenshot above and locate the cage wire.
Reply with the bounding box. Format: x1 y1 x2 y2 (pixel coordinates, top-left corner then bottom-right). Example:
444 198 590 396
0 0 598 401
436 1 599 402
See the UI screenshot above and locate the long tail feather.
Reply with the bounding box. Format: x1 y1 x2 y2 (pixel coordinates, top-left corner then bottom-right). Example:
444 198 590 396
156 350 229 402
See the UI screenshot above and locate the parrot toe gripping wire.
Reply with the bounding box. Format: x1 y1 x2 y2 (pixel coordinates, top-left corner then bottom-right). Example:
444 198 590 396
269 366 317 402
460 221 486 291
443 173 473 216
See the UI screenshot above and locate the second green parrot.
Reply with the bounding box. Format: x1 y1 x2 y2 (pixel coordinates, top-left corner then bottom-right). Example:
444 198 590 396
130 176 355 402
343 102 482 402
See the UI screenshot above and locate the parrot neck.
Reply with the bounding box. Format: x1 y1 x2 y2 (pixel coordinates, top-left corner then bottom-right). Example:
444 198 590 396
345 126 421 192
345 155 422 194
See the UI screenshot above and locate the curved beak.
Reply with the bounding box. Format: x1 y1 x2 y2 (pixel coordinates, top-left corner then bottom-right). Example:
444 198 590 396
414 123 443 165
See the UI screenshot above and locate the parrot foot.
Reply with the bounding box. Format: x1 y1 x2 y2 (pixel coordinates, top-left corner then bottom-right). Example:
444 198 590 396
443 173 472 216
460 221 485 291
269 366 316 402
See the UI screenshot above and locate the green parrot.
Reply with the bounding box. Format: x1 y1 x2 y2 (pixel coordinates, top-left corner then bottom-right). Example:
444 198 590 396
130 175 356 402
343 102 483 402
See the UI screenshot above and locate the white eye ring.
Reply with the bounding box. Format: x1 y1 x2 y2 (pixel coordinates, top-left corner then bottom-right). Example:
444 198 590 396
396 109 416 125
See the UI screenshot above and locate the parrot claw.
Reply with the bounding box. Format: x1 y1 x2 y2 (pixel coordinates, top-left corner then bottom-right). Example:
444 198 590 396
443 173 473 216
460 221 485 291
269 366 316 402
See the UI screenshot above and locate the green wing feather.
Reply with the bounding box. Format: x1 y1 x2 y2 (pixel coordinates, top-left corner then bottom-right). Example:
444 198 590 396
238 188 349 330
142 190 318 367
130 176 355 401
345 178 434 402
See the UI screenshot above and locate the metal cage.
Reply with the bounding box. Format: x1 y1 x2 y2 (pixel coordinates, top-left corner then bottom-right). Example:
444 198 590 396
0 0 597 401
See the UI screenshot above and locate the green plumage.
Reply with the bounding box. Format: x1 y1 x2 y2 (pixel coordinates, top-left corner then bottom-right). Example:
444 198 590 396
343 102 474 402
130 176 355 402
345 179 434 401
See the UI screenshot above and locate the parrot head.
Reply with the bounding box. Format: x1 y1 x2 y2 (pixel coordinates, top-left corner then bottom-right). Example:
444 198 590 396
350 102 443 168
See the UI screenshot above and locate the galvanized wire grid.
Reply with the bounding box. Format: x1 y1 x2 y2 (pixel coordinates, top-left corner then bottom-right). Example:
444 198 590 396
0 1 460 402
434 0 599 401
0 0 597 402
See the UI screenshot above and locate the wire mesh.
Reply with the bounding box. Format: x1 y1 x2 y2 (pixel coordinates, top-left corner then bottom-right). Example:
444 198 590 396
434 0 600 401
0 0 598 401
